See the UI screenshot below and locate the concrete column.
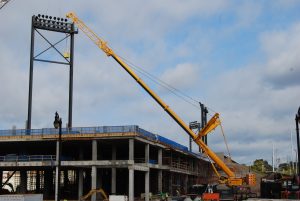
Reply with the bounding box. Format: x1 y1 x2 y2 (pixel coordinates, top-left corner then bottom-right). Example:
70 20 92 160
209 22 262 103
20 170 27 193
158 149 162 166
169 173 172 195
111 145 116 194
96 169 103 201
97 169 102 188
158 148 163 193
145 171 150 201
129 139 134 161
92 140 97 161
184 175 188 194
0 170 3 186
78 147 84 199
111 168 116 194
144 143 150 201
129 168 134 201
91 140 97 201
44 170 53 199
78 170 84 199
91 167 97 201
36 171 40 193
145 144 149 164
158 170 162 193
129 139 135 201
64 170 69 188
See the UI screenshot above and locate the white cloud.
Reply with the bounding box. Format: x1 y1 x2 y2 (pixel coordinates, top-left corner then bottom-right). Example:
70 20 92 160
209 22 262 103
260 23 300 88
273 0 300 8
202 21 300 163
160 63 201 90
0 0 300 166
235 1 262 28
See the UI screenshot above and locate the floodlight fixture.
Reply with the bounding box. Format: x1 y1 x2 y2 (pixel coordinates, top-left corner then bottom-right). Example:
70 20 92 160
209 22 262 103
32 14 78 34
189 121 201 130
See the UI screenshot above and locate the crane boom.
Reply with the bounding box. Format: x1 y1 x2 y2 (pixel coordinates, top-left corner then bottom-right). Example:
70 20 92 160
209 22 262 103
66 12 243 186
0 0 11 9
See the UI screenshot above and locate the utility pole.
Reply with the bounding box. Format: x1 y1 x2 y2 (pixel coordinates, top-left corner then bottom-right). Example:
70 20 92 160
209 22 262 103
295 107 300 180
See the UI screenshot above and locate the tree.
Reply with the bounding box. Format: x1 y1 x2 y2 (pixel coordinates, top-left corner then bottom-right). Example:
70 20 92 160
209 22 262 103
252 159 272 173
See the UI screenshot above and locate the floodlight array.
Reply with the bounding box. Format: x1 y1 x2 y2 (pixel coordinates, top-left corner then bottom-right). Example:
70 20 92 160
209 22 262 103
33 14 78 34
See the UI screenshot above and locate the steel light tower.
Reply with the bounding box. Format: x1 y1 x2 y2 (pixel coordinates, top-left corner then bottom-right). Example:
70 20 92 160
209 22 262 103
27 14 78 132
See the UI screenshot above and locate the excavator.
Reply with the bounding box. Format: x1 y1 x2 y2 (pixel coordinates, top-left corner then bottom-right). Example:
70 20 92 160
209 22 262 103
66 12 256 198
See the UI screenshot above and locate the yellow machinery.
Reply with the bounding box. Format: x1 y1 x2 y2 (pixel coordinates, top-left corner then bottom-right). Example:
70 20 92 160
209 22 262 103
80 188 108 201
66 12 255 187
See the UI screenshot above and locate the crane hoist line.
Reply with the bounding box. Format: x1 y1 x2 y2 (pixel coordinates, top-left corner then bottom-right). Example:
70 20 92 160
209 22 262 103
66 12 255 187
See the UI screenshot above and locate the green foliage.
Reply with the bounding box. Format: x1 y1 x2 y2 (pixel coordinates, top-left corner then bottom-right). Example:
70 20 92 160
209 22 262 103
251 159 297 175
278 162 297 175
251 159 272 173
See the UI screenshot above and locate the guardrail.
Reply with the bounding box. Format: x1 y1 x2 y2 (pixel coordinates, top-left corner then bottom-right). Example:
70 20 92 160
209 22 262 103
0 125 196 157
0 155 55 162
0 125 139 136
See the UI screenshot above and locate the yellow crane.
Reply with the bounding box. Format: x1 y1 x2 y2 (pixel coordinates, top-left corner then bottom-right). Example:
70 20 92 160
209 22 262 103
66 12 255 187
0 0 11 9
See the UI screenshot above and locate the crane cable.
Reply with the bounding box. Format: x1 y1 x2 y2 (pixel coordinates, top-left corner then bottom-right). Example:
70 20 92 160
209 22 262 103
220 122 231 158
118 54 232 159
118 55 202 110
119 55 219 117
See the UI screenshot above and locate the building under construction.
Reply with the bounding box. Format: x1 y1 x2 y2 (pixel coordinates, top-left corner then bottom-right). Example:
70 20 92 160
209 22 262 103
0 10 259 200
0 125 214 200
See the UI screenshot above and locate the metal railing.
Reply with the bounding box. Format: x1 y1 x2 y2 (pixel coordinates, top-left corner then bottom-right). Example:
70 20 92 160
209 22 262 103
0 125 192 156
0 154 55 162
0 125 139 136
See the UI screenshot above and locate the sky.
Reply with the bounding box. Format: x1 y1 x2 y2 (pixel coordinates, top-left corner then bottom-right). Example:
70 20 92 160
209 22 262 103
0 0 300 165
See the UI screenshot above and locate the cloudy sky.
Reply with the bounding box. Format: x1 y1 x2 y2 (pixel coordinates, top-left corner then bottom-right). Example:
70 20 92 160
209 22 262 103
1 0 300 165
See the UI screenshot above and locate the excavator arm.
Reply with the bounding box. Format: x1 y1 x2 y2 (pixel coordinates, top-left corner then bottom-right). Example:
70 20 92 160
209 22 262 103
66 12 244 186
